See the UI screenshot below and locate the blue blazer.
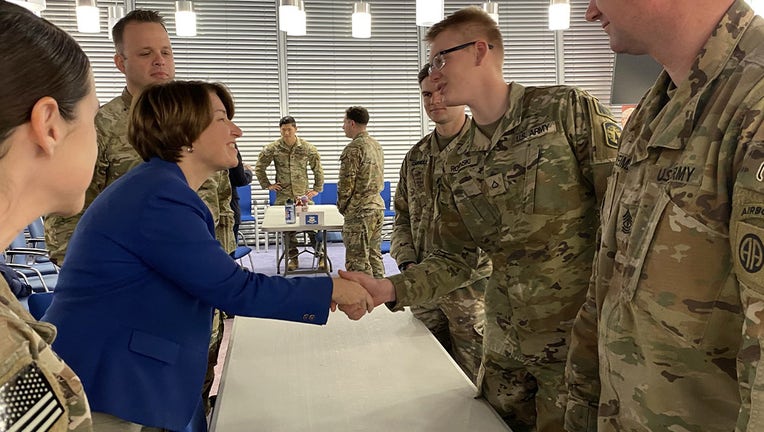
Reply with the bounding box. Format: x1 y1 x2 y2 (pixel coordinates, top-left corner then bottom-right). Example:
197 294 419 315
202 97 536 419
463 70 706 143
44 158 333 431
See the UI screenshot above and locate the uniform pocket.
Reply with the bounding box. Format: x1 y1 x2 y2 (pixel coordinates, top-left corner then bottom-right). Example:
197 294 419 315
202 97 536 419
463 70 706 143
624 188 732 347
525 141 588 215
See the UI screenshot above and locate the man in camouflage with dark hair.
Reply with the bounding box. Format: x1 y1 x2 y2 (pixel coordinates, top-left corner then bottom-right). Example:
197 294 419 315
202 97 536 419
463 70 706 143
391 64 491 384
255 115 324 271
565 1 764 431
338 106 385 278
42 9 234 425
340 7 619 431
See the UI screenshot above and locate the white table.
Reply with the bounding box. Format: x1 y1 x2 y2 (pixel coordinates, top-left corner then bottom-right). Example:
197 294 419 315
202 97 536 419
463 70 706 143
260 205 344 276
209 308 511 432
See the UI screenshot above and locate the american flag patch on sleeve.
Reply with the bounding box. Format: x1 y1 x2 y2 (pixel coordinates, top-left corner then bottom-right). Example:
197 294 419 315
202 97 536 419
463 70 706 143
0 363 64 432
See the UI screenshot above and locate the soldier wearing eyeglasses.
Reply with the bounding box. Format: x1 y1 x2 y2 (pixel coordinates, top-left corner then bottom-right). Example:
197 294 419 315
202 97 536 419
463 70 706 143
339 7 619 432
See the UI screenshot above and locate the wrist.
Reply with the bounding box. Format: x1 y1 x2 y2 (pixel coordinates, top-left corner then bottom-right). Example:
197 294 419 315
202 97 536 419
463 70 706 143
397 261 415 272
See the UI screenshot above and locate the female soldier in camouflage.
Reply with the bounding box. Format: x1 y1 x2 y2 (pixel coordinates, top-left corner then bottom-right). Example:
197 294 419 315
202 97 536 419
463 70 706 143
0 1 97 430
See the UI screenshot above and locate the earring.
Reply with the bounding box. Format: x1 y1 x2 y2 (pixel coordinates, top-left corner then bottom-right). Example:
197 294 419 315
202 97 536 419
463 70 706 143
186 147 194 153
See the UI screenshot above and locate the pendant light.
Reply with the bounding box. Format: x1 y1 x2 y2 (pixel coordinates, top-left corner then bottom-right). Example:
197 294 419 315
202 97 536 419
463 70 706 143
352 2 371 39
286 0 306 36
482 2 499 24
107 3 125 40
279 0 299 32
175 1 197 37
415 0 443 27
548 0 570 31
76 0 101 33
7 0 46 16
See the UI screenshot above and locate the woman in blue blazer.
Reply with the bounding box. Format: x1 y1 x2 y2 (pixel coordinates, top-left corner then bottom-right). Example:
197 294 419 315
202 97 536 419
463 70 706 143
43 81 373 431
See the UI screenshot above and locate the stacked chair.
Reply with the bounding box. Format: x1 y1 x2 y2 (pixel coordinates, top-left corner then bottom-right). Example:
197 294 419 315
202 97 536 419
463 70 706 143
3 218 59 318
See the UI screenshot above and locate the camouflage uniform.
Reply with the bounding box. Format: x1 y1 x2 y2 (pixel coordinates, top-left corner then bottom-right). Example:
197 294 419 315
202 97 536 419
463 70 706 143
387 84 619 432
0 278 92 431
255 137 324 258
338 131 385 278
565 4 764 432
42 87 235 417
392 117 491 383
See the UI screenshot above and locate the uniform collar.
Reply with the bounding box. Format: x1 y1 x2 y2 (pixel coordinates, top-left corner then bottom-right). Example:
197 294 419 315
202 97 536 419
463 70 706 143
629 0 755 156
421 115 471 156
456 82 525 155
120 87 133 108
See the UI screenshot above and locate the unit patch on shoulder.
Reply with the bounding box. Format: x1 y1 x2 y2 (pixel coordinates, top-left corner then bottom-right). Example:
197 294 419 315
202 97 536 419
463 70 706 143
739 233 764 274
603 121 621 148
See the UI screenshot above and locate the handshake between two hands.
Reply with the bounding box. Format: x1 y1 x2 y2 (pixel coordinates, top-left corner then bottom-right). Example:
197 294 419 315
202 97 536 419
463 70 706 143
330 269 396 320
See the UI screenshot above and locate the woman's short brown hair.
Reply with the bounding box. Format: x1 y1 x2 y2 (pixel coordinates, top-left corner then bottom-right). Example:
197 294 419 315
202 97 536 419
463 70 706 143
129 80 235 163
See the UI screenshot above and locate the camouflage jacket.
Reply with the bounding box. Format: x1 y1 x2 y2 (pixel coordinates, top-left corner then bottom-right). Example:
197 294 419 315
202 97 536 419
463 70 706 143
0 279 92 431
387 84 618 367
254 137 324 205
337 132 385 215
391 117 492 287
44 88 236 262
565 3 764 432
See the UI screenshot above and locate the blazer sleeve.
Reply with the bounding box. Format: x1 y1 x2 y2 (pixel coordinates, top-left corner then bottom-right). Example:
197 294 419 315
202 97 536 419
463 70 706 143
133 189 333 324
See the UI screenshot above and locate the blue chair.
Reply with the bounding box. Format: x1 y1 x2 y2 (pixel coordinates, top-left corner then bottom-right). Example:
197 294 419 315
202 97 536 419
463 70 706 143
236 185 259 251
6 231 59 291
380 239 391 255
27 291 54 320
318 183 338 205
381 181 395 218
27 217 47 249
269 189 277 206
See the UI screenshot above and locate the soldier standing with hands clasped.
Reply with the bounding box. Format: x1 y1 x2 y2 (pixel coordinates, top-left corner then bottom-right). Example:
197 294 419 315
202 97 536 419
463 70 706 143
255 115 325 271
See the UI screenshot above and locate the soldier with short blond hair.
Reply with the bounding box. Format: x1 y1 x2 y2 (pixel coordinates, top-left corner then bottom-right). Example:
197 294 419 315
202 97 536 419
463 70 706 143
339 7 619 431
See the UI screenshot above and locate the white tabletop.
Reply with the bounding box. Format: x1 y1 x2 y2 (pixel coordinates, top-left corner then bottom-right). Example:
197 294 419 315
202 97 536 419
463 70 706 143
261 204 344 232
209 308 511 432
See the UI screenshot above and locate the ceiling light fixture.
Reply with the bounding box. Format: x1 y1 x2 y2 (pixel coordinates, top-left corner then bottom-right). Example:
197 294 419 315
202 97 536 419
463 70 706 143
415 0 443 27
175 1 197 37
548 0 570 31
482 1 499 24
7 0 46 16
352 2 371 39
76 0 101 33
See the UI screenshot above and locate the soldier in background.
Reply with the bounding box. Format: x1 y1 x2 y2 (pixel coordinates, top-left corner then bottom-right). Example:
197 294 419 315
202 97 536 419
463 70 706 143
255 116 324 271
565 1 764 431
42 9 233 421
338 106 385 278
391 64 491 384
340 7 619 431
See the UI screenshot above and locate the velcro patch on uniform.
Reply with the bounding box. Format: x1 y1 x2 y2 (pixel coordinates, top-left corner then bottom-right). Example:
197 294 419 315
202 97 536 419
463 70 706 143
515 122 556 144
449 156 478 174
0 363 63 432
485 174 506 196
740 204 764 219
603 121 621 148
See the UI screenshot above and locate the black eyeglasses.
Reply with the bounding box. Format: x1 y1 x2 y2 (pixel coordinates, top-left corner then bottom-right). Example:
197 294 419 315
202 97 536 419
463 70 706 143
429 40 494 74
